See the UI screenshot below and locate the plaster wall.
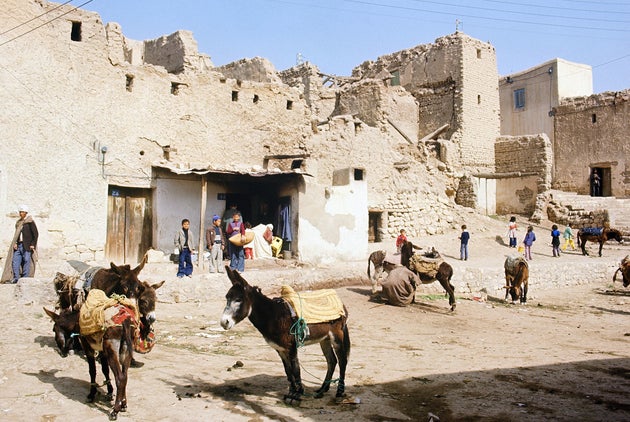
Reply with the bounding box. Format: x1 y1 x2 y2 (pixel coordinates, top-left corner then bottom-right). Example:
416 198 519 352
298 176 367 264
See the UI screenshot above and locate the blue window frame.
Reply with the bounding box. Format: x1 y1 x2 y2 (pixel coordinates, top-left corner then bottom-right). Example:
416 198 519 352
514 88 525 109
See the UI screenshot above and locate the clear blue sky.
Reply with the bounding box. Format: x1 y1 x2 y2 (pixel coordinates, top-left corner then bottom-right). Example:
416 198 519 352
84 0 630 93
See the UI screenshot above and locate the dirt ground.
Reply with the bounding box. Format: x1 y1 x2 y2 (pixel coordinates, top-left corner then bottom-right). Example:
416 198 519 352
1 217 629 421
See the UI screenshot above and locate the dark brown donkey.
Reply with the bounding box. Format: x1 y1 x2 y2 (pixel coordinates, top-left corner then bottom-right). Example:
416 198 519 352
45 298 138 421
44 278 162 420
220 266 351 404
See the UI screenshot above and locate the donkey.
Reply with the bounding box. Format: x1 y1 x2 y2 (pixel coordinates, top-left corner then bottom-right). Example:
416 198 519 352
504 255 529 304
368 242 422 293
220 266 351 404
613 255 630 288
45 298 137 421
577 227 624 257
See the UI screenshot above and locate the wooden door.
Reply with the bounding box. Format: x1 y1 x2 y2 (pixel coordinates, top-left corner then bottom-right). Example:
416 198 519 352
105 187 152 264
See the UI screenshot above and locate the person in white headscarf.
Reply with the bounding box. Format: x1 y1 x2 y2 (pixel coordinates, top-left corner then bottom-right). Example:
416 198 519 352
2 205 38 283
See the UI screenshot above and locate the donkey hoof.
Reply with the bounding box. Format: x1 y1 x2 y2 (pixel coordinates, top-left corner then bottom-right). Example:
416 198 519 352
108 411 118 421
283 394 302 406
314 391 325 399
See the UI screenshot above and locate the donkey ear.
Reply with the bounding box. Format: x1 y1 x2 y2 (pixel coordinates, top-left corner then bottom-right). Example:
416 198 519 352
151 280 166 290
133 253 148 275
225 266 245 286
110 262 121 274
43 307 59 322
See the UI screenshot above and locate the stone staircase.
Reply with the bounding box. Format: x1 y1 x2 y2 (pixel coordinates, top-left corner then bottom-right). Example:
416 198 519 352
548 190 630 232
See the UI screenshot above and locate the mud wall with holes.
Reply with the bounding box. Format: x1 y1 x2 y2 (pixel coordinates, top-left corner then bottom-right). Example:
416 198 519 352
553 91 630 197
1 0 506 273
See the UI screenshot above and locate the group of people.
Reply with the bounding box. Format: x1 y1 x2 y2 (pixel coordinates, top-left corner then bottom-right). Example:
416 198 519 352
174 204 275 278
507 216 576 260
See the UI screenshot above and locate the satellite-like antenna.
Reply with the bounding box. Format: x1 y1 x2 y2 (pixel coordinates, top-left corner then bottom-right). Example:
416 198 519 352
455 19 462 33
296 53 304 66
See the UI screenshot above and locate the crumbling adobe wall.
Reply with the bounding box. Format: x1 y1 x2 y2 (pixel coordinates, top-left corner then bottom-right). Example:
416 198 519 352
218 57 283 84
143 30 212 74
279 63 337 121
351 33 498 172
554 90 630 197
495 135 552 217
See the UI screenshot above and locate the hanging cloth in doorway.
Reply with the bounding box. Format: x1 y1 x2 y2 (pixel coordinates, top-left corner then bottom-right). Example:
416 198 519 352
279 203 292 242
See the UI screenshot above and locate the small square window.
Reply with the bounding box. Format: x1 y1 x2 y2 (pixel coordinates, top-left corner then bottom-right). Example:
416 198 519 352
476 48 481 59
354 168 364 181
514 88 525 110
592 113 597 123
286 100 293 110
232 91 239 101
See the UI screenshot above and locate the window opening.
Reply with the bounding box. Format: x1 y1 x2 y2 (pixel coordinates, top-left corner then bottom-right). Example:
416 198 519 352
71 21 82 42
291 159 303 170
171 82 182 95
514 88 525 110
592 113 597 123
232 91 239 102
390 70 400 86
354 168 364 181
477 94 481 104
476 48 481 59
253 94 260 104
286 100 293 110
125 75 134 92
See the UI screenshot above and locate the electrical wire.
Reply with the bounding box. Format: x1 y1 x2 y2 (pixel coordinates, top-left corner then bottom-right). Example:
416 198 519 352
0 0 95 48
0 0 75 37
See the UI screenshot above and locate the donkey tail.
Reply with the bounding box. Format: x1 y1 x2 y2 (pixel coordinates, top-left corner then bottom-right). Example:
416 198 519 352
613 267 621 284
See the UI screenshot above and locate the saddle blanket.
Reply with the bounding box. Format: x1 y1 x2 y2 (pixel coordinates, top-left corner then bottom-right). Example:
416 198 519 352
79 289 138 337
504 255 528 275
280 285 345 324
408 254 443 279
581 227 602 236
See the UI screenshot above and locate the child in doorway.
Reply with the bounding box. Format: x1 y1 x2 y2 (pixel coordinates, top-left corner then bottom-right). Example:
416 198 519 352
396 229 407 254
551 224 561 257
523 225 536 261
459 224 470 260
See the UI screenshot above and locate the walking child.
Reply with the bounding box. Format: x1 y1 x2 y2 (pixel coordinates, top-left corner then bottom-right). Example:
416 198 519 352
523 225 536 261
459 224 470 261
551 224 561 257
561 223 576 251
507 216 518 248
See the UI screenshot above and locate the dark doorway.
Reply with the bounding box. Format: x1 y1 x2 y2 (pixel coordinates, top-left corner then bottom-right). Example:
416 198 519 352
368 211 382 242
106 186 152 264
590 167 611 197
